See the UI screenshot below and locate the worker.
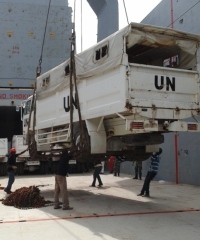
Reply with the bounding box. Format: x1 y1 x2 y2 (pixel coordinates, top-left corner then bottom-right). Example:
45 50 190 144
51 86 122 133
137 148 162 197
113 157 121 177
54 148 73 210
4 147 28 194
133 161 142 180
108 156 115 173
89 160 103 187
100 161 105 174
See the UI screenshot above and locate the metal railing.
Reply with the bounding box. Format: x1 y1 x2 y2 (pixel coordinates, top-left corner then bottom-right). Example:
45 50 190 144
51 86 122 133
36 127 71 146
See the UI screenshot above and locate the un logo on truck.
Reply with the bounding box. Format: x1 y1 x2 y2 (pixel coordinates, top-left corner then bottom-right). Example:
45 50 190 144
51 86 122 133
63 95 78 112
155 75 175 91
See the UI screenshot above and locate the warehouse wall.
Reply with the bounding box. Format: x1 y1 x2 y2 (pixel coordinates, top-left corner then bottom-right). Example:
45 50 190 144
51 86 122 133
142 0 200 35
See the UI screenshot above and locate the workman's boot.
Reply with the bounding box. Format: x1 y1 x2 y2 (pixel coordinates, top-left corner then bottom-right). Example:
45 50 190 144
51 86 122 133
137 193 143 196
142 193 150 197
4 188 12 194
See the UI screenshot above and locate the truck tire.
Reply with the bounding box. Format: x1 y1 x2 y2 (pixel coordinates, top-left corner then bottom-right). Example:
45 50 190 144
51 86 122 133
122 147 152 161
73 123 90 160
74 130 90 150
16 163 25 175
39 162 49 174
107 146 151 162
28 134 38 161
0 163 7 176
51 161 58 174
121 133 164 146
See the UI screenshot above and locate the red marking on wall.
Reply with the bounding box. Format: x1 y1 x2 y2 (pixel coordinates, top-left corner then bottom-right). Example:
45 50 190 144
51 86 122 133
9 94 31 99
0 94 31 99
0 94 6 99
1 208 200 224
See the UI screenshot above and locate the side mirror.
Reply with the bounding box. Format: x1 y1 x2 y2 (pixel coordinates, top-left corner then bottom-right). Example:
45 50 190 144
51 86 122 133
16 105 20 112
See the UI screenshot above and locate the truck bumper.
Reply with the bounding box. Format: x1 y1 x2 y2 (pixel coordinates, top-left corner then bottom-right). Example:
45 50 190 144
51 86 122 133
167 121 200 132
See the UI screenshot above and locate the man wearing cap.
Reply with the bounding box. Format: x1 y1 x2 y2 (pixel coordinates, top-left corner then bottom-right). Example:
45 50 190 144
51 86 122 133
4 147 28 194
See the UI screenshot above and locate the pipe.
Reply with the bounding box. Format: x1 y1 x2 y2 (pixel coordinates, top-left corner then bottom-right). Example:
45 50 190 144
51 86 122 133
170 0 174 28
81 0 82 52
175 132 179 184
171 1 179 184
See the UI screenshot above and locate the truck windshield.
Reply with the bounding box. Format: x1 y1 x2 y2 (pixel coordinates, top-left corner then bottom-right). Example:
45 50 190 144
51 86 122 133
24 100 31 115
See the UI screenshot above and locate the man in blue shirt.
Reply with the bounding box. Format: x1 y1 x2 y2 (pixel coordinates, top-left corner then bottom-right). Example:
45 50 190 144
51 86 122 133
137 148 162 197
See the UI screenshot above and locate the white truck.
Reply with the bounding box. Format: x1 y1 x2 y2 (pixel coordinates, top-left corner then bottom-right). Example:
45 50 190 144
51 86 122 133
12 135 40 174
0 138 8 175
0 136 36 176
20 22 200 168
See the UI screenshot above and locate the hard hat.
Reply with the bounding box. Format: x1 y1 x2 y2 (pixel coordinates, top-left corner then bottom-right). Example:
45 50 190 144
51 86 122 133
10 148 16 153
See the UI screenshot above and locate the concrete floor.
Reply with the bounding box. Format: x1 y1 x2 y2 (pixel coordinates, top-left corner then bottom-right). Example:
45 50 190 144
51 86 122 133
0 172 200 240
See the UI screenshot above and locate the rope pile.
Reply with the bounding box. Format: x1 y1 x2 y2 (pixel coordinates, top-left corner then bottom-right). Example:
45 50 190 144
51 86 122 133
2 186 48 209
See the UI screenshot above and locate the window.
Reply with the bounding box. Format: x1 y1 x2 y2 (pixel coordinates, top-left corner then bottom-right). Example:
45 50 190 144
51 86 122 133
42 75 50 88
163 55 179 68
94 43 108 62
102 45 108 58
95 49 101 61
65 65 70 76
24 99 31 115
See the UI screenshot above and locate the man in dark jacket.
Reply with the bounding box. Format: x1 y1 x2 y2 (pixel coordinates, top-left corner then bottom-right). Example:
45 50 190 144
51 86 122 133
54 148 73 210
89 159 103 187
133 161 142 180
4 147 28 194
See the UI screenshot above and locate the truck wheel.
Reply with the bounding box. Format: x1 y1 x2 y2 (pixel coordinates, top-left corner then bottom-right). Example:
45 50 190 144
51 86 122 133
28 134 38 161
51 161 57 174
0 163 7 176
107 145 152 161
121 133 164 146
74 130 90 150
39 162 49 174
123 146 151 161
16 163 25 175
73 124 90 160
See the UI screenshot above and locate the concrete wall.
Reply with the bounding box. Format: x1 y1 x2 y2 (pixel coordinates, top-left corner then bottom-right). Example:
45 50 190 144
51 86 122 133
0 0 72 106
142 0 200 35
122 0 200 186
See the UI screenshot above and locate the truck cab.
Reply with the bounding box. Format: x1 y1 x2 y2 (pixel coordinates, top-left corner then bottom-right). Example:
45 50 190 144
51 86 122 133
0 138 8 175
